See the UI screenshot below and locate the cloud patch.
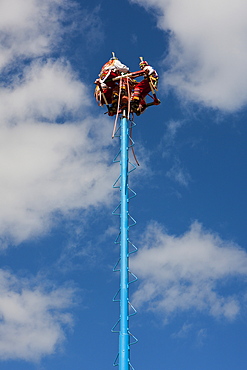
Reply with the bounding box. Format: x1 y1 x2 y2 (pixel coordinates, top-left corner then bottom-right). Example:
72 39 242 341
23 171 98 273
0 117 116 246
0 0 115 363
0 59 89 123
0 1 115 248
130 0 247 111
131 221 247 320
0 269 74 361
166 158 191 187
0 0 69 70
0 57 116 247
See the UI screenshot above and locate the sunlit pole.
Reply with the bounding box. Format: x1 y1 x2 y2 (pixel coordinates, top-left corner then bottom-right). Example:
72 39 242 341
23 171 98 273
119 110 130 370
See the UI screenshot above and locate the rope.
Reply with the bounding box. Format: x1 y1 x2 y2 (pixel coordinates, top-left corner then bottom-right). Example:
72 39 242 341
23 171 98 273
112 77 122 138
126 77 131 120
130 118 140 166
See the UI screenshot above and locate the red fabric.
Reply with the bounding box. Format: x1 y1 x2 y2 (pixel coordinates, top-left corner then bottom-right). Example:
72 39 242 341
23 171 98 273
102 89 113 104
105 71 118 89
132 79 151 100
100 71 119 104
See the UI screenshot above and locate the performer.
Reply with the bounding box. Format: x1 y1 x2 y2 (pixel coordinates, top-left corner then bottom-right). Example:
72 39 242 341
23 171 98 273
94 53 129 109
130 59 159 113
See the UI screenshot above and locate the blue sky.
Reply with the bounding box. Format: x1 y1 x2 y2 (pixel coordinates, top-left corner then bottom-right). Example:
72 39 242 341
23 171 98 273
0 0 247 369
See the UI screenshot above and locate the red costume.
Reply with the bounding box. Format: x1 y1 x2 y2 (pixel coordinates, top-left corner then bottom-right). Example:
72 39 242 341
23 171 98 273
131 61 159 112
94 57 129 106
94 56 160 116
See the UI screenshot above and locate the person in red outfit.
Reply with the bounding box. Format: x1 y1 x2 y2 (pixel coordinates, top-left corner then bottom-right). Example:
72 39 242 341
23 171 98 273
94 54 129 109
131 60 159 113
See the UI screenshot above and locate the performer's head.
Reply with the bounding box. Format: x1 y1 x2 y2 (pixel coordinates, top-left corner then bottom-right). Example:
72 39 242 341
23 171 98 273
139 60 148 69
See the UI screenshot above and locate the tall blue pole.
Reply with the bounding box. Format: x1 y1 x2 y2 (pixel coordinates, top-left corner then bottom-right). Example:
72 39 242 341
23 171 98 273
119 111 129 369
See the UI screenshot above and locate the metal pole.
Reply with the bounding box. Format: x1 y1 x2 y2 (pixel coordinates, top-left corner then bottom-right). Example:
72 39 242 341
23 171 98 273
119 110 130 370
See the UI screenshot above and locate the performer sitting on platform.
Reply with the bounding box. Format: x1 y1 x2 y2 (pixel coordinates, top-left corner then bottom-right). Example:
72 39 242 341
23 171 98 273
94 53 129 113
130 59 159 114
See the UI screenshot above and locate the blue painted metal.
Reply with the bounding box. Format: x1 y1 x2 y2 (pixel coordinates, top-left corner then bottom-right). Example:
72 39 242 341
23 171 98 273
112 112 138 370
119 112 129 370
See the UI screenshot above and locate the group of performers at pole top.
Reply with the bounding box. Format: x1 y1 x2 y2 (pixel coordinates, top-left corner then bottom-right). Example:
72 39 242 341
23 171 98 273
94 53 160 116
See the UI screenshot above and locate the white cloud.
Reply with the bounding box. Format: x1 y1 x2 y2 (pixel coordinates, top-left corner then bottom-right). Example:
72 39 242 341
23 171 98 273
0 114 116 246
0 59 89 122
166 120 184 140
166 159 191 186
0 269 74 361
131 221 247 320
0 3 116 247
0 0 68 70
0 0 115 363
171 322 193 339
130 0 247 111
